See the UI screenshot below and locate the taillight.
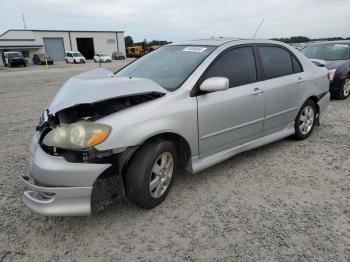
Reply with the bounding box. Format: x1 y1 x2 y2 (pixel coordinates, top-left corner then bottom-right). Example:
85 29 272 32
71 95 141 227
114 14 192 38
327 69 336 81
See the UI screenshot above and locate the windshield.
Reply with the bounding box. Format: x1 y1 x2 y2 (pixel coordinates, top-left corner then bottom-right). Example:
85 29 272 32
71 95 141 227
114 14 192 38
302 44 350 60
8 52 23 58
38 54 49 59
116 45 215 91
97 53 107 56
73 52 82 57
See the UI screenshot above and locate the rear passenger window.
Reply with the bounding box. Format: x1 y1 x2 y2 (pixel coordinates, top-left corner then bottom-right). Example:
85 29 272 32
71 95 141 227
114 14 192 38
292 55 303 73
258 46 294 80
203 47 257 88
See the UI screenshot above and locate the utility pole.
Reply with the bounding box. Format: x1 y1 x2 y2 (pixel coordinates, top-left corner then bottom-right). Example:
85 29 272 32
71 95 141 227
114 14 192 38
252 18 264 39
22 14 27 29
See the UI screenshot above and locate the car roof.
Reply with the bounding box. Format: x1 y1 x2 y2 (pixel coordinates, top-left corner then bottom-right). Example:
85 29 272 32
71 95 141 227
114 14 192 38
167 38 292 47
168 37 244 47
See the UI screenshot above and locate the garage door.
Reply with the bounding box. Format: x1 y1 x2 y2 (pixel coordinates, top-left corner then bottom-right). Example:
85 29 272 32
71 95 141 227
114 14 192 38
43 38 65 61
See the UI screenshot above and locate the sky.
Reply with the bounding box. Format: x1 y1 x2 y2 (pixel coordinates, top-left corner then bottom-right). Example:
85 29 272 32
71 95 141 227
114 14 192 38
1 0 349 42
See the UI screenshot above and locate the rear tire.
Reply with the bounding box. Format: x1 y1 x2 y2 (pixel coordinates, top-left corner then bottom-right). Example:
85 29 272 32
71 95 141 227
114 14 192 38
125 139 177 209
293 100 317 140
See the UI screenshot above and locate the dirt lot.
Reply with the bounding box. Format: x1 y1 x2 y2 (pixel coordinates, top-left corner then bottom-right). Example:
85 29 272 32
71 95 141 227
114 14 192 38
0 61 349 261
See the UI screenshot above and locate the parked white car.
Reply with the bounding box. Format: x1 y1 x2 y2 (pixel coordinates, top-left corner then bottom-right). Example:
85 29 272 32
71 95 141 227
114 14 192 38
94 53 112 63
65 51 86 64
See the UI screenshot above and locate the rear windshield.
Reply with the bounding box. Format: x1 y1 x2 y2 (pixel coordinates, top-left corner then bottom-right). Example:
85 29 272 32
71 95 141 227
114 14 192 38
116 45 215 91
73 52 83 57
302 44 350 60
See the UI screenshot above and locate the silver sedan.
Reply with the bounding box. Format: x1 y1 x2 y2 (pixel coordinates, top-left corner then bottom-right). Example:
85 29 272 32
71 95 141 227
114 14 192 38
22 38 330 216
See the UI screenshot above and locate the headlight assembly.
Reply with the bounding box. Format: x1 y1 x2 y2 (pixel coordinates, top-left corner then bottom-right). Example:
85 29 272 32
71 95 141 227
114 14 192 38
43 122 111 150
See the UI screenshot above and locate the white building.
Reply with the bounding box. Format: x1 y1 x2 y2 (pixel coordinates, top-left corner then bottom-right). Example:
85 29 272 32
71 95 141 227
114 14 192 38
0 29 125 65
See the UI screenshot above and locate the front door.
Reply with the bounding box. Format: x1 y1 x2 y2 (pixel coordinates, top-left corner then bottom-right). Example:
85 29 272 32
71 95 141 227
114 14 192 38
197 46 266 158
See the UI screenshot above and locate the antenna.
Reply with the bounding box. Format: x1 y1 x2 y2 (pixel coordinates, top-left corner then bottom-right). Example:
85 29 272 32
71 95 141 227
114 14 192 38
252 18 264 39
22 14 27 29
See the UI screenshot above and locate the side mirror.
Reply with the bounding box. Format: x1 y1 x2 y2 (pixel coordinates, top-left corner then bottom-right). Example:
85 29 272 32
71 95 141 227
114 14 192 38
309 59 326 67
200 77 229 92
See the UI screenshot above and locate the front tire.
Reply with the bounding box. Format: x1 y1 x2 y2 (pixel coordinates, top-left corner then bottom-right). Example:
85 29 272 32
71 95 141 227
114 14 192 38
333 78 350 100
125 139 177 209
293 100 317 140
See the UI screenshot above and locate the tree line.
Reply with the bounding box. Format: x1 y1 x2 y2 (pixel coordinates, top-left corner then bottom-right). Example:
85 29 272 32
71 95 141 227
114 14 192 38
124 36 172 48
271 36 350 43
124 35 350 47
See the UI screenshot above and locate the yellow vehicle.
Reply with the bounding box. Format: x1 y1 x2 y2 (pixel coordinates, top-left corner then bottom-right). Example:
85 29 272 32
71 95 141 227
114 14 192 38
144 45 161 54
126 46 144 58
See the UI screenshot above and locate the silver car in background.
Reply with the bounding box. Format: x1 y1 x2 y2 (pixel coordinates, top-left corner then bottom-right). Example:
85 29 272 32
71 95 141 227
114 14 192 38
21 38 330 216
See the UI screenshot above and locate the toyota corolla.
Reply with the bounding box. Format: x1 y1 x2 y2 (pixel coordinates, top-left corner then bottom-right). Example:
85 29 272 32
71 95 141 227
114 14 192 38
21 38 330 216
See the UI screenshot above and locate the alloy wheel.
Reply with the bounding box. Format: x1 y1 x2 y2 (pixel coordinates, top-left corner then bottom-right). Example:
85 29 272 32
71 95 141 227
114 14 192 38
149 152 174 198
343 79 350 97
299 105 315 135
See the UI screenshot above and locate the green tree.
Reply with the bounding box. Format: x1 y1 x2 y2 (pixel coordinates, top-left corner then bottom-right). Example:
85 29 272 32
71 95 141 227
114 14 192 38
124 36 133 47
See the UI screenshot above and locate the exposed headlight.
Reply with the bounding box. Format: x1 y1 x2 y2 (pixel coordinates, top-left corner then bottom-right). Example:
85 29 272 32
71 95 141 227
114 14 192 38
327 69 336 81
43 122 111 150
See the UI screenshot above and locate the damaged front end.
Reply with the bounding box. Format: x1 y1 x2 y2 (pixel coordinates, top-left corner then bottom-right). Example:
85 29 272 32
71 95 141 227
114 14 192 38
37 91 164 163
37 68 166 163
22 68 167 216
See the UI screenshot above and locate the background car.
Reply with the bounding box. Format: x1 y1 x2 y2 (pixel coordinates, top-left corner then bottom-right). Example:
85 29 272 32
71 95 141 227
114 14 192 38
65 51 86 64
301 41 350 99
112 51 126 60
32 54 54 65
2 51 26 67
94 53 112 63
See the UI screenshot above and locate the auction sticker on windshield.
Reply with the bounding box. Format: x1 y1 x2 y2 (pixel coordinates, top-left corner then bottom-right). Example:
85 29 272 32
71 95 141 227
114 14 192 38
182 47 207 52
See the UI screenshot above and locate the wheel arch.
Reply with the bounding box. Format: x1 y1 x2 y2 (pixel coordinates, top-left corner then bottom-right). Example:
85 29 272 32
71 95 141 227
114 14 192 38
118 132 192 192
123 132 191 171
304 95 320 125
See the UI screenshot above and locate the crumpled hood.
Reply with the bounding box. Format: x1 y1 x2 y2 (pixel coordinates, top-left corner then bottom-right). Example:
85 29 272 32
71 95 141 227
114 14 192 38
48 68 167 113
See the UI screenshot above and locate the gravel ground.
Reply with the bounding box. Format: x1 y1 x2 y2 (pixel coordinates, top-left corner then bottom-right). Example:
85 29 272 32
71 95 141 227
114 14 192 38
0 61 349 261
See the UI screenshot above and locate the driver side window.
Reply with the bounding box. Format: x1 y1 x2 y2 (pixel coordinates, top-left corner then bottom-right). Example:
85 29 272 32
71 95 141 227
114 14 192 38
203 47 257 88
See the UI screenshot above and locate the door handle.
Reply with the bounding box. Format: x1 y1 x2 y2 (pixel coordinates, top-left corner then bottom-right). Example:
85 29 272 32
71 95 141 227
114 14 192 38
297 78 305 84
251 88 264 95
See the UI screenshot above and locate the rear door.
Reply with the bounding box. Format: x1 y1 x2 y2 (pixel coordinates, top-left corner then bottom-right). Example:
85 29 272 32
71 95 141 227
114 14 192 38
197 46 266 158
256 45 305 135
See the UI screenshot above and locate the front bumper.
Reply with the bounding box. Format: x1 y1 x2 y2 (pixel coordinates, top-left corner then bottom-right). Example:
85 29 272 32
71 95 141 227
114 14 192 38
21 176 92 216
9 60 26 66
22 134 112 216
329 77 346 93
